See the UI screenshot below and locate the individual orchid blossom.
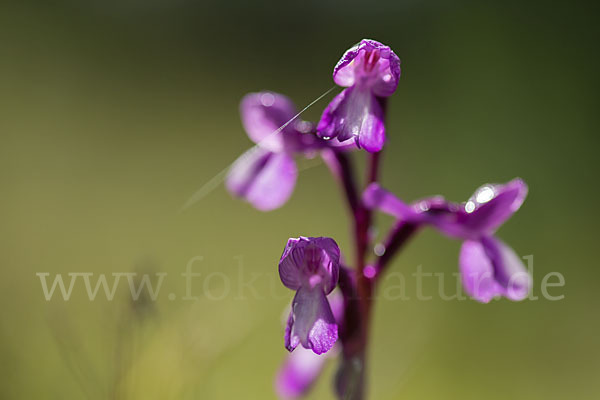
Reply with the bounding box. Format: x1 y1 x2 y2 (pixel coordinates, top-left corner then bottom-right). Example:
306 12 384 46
317 39 401 152
279 237 340 355
363 178 531 303
225 92 322 211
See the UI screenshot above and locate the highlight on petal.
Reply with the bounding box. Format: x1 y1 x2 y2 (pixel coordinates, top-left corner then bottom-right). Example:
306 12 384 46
480 236 532 301
459 178 528 235
286 286 338 355
459 240 504 303
317 87 386 152
275 346 329 399
225 148 297 211
333 39 401 97
282 290 343 346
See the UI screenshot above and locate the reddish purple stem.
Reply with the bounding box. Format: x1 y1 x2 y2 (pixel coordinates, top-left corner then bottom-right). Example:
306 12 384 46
324 145 421 400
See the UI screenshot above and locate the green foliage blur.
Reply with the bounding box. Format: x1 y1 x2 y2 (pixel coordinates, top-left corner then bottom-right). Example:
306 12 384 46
1 0 598 398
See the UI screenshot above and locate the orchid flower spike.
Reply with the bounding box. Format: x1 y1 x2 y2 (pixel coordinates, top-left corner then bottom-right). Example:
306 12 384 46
364 179 531 303
318 39 401 152
279 237 340 355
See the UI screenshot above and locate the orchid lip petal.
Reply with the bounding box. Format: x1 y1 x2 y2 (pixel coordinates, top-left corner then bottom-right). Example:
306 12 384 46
480 236 532 301
317 87 386 153
276 293 344 398
286 286 338 355
459 239 505 303
226 149 298 211
459 237 532 302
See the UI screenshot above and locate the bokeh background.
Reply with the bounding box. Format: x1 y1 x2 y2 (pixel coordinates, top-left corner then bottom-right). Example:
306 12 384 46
2 0 598 399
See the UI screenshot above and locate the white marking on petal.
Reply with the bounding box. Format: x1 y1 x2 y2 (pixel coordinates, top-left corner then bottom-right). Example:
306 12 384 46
465 201 476 213
260 92 275 107
476 186 495 204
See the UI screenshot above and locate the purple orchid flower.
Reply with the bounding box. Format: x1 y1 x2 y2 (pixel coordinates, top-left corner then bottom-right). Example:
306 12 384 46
279 237 341 355
363 178 531 303
275 291 344 399
225 92 321 211
317 39 401 153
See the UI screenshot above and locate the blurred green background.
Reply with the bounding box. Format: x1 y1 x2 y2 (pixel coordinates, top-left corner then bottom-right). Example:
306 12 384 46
1 0 598 398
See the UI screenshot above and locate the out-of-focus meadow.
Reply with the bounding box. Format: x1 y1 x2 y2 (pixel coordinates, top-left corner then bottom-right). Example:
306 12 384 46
1 0 598 398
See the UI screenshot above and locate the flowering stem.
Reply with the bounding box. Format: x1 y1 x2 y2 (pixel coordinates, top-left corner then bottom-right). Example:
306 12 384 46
337 265 360 349
334 150 379 400
325 122 424 399
322 149 359 214
366 150 381 184
355 150 381 323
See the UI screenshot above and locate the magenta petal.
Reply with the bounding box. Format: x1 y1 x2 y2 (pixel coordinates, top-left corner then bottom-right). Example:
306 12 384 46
327 290 345 325
225 147 271 198
425 178 528 239
240 92 299 152
245 152 297 211
333 39 401 97
481 236 532 301
279 237 340 294
275 346 328 399
283 291 343 354
316 89 347 140
226 148 297 211
362 183 420 221
460 179 528 235
279 239 305 291
459 240 504 303
317 87 385 152
287 286 338 355
357 100 385 152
